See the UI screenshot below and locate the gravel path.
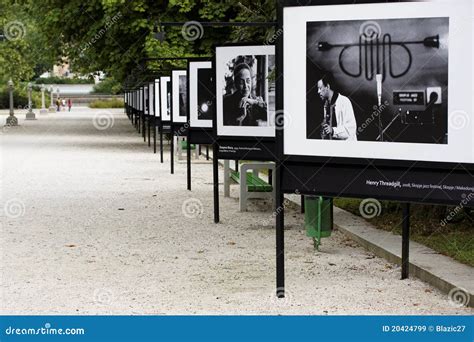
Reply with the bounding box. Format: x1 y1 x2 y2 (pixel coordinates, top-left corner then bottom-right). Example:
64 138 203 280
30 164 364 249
0 108 471 315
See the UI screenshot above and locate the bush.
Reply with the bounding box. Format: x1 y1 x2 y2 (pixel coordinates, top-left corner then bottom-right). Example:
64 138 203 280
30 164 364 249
89 98 124 108
34 76 94 84
92 78 122 95
0 85 49 109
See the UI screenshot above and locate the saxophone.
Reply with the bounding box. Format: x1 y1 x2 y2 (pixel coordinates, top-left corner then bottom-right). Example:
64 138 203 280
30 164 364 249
321 99 333 140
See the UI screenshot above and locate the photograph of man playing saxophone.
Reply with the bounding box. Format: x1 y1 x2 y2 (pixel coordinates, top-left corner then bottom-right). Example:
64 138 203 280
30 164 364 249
317 72 358 141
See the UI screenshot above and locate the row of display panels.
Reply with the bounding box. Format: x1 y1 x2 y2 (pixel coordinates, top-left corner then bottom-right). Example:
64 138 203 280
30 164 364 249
124 0 473 206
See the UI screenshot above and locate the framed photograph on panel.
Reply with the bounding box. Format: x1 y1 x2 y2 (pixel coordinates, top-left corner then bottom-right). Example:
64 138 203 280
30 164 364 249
284 0 473 165
189 61 213 128
171 70 188 123
138 87 143 113
148 82 154 116
160 76 171 121
154 79 160 117
215 45 276 137
143 85 149 114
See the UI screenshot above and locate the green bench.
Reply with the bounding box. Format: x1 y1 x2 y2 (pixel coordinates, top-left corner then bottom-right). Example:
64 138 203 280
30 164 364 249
223 161 275 211
229 170 273 192
176 138 198 160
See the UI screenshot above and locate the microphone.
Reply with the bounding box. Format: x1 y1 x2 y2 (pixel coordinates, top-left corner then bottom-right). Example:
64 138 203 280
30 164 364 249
376 74 382 106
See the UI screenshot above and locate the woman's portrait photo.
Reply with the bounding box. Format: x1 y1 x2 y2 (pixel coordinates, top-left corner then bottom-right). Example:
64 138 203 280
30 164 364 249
216 45 275 137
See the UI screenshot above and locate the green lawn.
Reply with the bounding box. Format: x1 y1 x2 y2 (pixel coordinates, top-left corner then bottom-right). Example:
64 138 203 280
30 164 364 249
334 198 474 267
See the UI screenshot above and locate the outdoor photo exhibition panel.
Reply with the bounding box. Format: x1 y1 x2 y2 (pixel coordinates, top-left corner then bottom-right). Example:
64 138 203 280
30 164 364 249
154 79 160 118
186 60 214 191
160 76 171 122
171 70 188 124
148 82 154 116
214 44 277 161
189 60 213 130
282 0 473 206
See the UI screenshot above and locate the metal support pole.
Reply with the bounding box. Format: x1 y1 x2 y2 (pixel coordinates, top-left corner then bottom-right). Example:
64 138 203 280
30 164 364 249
213 142 220 223
153 117 157 154
148 116 151 147
275 0 285 298
160 121 164 163
170 126 174 174
301 195 305 214
187 131 191 191
401 203 410 279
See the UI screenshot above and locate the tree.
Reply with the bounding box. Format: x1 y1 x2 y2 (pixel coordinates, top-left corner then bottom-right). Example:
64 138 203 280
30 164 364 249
29 0 277 85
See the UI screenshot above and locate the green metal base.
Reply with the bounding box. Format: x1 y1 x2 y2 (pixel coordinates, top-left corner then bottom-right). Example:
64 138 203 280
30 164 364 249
304 196 333 250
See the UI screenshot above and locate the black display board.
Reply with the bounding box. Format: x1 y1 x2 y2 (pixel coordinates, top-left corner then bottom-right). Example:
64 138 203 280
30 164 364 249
279 0 473 206
213 44 277 161
273 0 473 299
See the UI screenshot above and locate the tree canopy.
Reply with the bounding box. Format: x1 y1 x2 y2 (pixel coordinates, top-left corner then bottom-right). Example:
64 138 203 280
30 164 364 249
1 0 277 88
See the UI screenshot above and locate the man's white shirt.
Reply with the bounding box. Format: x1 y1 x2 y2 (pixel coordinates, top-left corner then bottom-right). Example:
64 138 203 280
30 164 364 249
332 94 358 141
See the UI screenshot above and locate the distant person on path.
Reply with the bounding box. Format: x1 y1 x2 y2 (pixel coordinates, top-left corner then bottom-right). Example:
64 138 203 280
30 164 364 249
56 98 61 112
67 98 72 112
61 98 66 111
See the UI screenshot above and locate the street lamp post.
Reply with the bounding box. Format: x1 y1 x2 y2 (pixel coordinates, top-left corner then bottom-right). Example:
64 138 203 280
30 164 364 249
49 86 55 112
25 82 37 120
6 79 18 126
40 84 48 115
56 87 60 112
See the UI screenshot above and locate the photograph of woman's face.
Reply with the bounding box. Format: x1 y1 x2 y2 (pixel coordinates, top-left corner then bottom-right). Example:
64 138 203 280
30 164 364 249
235 68 252 98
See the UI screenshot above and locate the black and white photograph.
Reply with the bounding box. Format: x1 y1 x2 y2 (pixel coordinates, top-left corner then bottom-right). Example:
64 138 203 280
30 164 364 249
284 0 473 163
306 17 448 144
160 76 171 121
148 82 154 116
154 79 160 117
189 61 213 128
144 85 149 114
216 45 276 137
172 70 188 123
138 87 143 112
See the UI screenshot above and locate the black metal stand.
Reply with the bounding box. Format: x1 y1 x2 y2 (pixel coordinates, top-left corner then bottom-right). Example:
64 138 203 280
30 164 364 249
213 142 220 223
401 203 410 279
159 121 164 163
275 179 285 298
148 116 151 147
187 132 192 191
170 124 174 174
301 195 305 214
153 117 157 154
